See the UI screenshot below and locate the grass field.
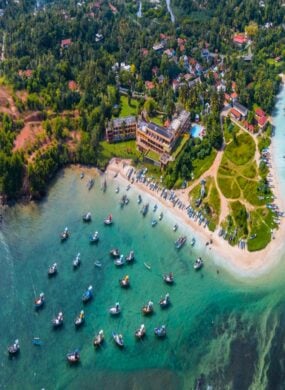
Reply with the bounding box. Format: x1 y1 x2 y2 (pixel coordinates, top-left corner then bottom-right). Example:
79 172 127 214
192 149 217 180
225 133 255 165
119 96 139 117
97 140 141 168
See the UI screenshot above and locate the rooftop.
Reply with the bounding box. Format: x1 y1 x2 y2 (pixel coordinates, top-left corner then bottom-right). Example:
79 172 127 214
112 116 136 127
138 121 173 140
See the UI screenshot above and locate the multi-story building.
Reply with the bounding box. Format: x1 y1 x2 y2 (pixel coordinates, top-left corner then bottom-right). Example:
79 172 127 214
106 116 137 143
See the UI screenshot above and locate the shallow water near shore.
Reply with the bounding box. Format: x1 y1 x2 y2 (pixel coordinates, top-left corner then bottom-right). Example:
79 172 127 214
1 87 285 389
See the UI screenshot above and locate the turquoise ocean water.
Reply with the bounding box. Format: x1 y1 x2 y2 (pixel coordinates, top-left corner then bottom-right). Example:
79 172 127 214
1 87 285 389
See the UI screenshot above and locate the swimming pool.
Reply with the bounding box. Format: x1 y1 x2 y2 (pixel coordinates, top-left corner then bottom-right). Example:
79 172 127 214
190 123 203 138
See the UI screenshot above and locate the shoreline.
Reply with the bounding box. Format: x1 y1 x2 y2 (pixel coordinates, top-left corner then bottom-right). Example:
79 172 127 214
105 158 285 278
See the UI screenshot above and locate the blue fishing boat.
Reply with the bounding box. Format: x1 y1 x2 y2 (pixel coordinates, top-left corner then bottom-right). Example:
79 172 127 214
175 236 186 249
191 237 196 247
32 337 43 346
82 285 93 303
154 325 166 338
151 219 157 227
89 231 99 243
141 203 149 216
34 292 45 309
87 179 94 191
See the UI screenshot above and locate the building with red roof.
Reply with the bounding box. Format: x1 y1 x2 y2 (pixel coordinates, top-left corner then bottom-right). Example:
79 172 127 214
230 108 242 121
233 34 248 46
255 108 268 129
61 38 72 48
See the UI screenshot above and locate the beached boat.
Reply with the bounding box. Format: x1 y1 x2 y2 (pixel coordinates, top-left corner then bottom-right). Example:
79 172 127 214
89 231 99 243
190 237 196 247
73 253 81 269
32 337 43 346
137 195 142 204
82 212 92 222
142 301 154 315
52 312 64 328
112 332 124 348
151 219 157 227
141 203 149 216
60 227 69 242
115 186 119 194
48 263 57 277
159 293 170 308
126 250 135 263
87 179 94 191
159 212 163 221
135 324 146 339
104 214 113 225
110 248 120 258
163 272 174 284
74 310 85 327
175 236 186 249
34 292 45 309
153 204 157 212
93 330 104 347
114 255 125 266
109 302 121 316
94 260 102 268
66 350 80 363
173 224 178 232
144 262 151 270
126 184 131 191
154 325 166 338
119 275 130 288
8 339 20 356
82 285 93 303
194 257 204 270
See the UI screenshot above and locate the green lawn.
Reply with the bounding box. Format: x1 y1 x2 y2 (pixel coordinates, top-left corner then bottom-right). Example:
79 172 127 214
150 115 164 126
192 149 217 180
97 140 141 168
217 176 240 199
119 96 139 117
172 134 190 159
225 133 255 165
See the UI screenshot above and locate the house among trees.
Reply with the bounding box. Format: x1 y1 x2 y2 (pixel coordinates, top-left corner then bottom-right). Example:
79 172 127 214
233 102 248 118
61 38 72 49
106 116 137 143
233 33 248 47
255 108 268 130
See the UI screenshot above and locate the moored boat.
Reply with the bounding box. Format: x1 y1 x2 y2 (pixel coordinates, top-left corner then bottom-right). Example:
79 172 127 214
142 300 154 315
114 255 125 266
109 302 121 315
94 260 102 268
110 248 120 258
115 186 119 193
144 262 151 270
60 227 69 242
82 212 92 222
151 219 157 227
119 275 130 288
159 212 163 221
173 224 178 232
154 325 166 338
73 253 81 269
66 349 80 363
126 250 135 263
89 231 99 243
194 257 204 270
141 203 149 216
82 285 93 303
175 235 186 249
80 172 84 179
93 330 104 347
190 237 196 247
74 310 85 327
163 272 174 284
32 337 43 346
137 194 142 204
8 339 20 356
135 324 146 339
104 214 113 225
159 293 170 308
48 263 57 277
112 332 124 348
34 292 45 309
87 179 95 191
153 204 157 212
52 312 64 328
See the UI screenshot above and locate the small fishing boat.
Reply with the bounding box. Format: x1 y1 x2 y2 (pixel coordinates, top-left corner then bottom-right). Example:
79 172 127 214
114 255 125 267
159 293 170 308
190 237 196 247
48 263 57 277
142 301 154 315
154 325 166 338
93 330 104 347
141 203 149 216
80 172 84 179
60 227 69 242
74 310 85 327
34 292 45 309
104 214 113 225
126 250 135 263
82 212 92 222
73 253 81 269
153 204 157 212
194 257 204 270
115 186 119 194
82 285 93 303
89 231 99 243
32 337 43 346
159 212 163 221
137 195 142 204
87 179 95 191
144 262 151 270
119 275 130 288
102 179 107 192
135 324 146 339
175 236 186 249
163 272 174 284
151 219 157 227
173 224 178 232
110 248 120 258
109 302 121 316
8 339 20 355
66 349 80 363
52 312 64 328
94 260 102 268
112 332 124 348
126 184 131 191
